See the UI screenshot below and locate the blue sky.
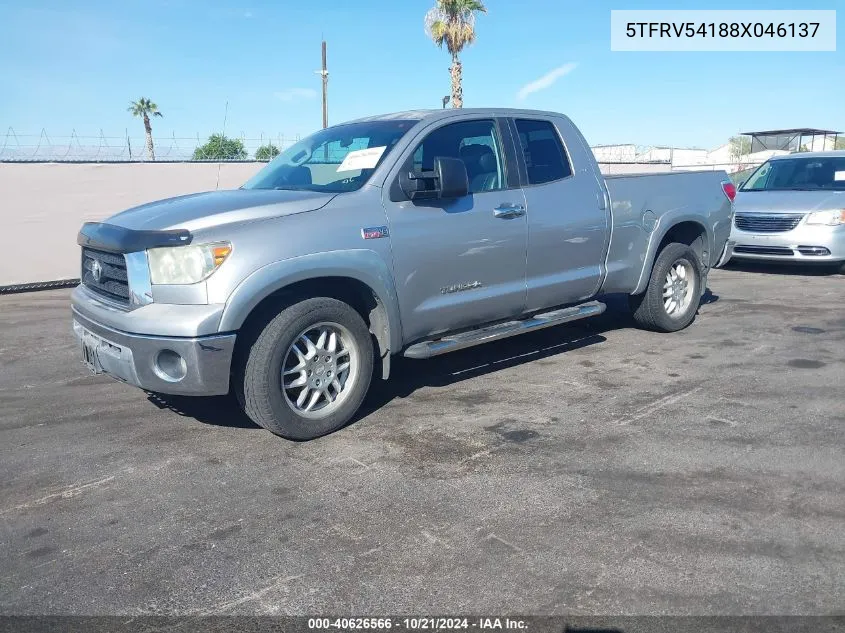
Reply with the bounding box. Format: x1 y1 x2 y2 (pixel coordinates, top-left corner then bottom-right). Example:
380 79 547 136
0 0 842 149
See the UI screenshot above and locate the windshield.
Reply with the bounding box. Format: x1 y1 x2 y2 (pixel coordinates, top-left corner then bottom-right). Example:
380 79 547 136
740 156 845 192
243 120 416 193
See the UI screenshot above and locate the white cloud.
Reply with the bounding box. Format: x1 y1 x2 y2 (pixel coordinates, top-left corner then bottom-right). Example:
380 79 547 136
516 63 578 101
274 88 318 102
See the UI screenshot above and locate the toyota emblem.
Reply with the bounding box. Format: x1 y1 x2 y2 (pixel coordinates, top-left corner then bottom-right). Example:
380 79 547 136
91 259 103 283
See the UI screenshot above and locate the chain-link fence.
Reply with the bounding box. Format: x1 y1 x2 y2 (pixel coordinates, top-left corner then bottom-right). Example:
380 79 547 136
592 143 766 180
0 128 302 162
0 129 768 182
591 144 671 164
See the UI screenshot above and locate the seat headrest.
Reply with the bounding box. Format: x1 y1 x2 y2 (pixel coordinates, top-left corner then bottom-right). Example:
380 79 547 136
460 144 497 172
284 165 312 185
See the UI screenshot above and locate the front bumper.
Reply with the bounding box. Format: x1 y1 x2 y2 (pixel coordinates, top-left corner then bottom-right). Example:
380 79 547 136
72 308 236 396
729 223 845 263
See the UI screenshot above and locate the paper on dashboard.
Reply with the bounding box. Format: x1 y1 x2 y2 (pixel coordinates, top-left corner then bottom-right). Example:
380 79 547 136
337 146 387 172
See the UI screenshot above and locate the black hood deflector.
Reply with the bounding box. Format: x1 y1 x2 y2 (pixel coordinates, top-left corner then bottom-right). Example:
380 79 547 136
77 222 193 253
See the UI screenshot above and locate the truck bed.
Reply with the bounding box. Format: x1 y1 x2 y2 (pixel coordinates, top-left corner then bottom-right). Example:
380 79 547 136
600 170 733 295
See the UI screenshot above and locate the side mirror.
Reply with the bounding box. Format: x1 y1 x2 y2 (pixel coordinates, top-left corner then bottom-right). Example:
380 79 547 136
434 156 469 199
398 156 469 201
399 169 439 201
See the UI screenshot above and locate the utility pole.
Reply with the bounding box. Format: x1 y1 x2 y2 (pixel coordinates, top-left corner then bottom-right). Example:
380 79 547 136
318 41 328 129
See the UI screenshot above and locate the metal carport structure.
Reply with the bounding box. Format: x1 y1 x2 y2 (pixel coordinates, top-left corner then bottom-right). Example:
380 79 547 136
740 128 841 154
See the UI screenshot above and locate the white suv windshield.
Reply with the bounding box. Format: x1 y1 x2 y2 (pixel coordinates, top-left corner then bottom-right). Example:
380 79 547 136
243 120 416 193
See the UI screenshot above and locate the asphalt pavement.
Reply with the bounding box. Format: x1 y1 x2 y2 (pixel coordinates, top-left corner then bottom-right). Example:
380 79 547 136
1 262 843 616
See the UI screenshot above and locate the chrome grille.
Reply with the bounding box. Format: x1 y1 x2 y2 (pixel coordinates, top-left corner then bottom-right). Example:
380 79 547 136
734 213 803 233
81 248 129 305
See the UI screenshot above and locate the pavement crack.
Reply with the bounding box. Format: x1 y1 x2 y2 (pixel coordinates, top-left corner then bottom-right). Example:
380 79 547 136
617 386 703 426
203 573 306 614
1 475 117 515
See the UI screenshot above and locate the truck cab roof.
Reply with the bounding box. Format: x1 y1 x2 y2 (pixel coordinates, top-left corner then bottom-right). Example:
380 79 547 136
345 108 568 125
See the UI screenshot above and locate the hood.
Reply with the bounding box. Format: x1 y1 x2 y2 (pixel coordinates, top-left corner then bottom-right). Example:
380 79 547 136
735 189 845 214
107 189 337 232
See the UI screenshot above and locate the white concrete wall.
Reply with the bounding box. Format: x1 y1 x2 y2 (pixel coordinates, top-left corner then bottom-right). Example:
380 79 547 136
598 162 672 175
668 148 710 167
0 159 706 286
808 136 838 151
0 162 263 286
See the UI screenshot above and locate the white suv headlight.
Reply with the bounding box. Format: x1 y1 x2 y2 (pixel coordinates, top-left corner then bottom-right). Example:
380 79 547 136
147 242 232 285
805 210 845 226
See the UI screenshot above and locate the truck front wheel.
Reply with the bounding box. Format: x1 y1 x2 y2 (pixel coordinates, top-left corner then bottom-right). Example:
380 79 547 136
240 297 374 440
629 242 704 333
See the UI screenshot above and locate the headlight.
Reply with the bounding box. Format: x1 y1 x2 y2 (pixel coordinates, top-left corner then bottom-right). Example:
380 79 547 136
805 210 845 226
147 242 232 285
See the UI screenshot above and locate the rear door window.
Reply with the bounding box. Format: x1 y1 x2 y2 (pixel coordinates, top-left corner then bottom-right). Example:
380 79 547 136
514 119 572 184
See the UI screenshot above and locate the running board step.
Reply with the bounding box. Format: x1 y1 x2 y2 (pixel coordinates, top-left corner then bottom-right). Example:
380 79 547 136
403 300 606 359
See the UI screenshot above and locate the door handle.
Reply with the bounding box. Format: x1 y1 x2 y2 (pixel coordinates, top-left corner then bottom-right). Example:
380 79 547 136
493 204 525 219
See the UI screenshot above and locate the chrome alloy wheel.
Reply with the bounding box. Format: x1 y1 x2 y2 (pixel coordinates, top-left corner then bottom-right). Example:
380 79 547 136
663 259 695 317
281 322 359 419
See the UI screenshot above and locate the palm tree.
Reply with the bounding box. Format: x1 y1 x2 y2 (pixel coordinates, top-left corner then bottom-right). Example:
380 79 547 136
425 0 486 109
128 98 163 161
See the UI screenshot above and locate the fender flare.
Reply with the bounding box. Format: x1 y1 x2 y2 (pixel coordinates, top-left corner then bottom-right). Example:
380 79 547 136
632 213 713 296
218 249 404 355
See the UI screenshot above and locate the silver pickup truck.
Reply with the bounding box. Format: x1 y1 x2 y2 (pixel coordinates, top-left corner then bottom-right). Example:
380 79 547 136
72 108 735 439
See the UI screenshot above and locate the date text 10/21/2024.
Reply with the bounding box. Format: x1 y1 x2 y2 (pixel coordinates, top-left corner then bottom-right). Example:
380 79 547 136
307 618 529 631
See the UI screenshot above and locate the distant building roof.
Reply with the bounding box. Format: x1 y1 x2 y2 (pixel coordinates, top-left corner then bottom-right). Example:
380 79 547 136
740 128 841 136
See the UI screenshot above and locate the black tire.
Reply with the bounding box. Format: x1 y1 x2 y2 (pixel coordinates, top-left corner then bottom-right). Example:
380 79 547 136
239 297 374 440
629 242 704 333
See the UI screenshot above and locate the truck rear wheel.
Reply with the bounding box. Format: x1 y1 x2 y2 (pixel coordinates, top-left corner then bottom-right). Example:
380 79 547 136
629 242 703 333
240 297 374 440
